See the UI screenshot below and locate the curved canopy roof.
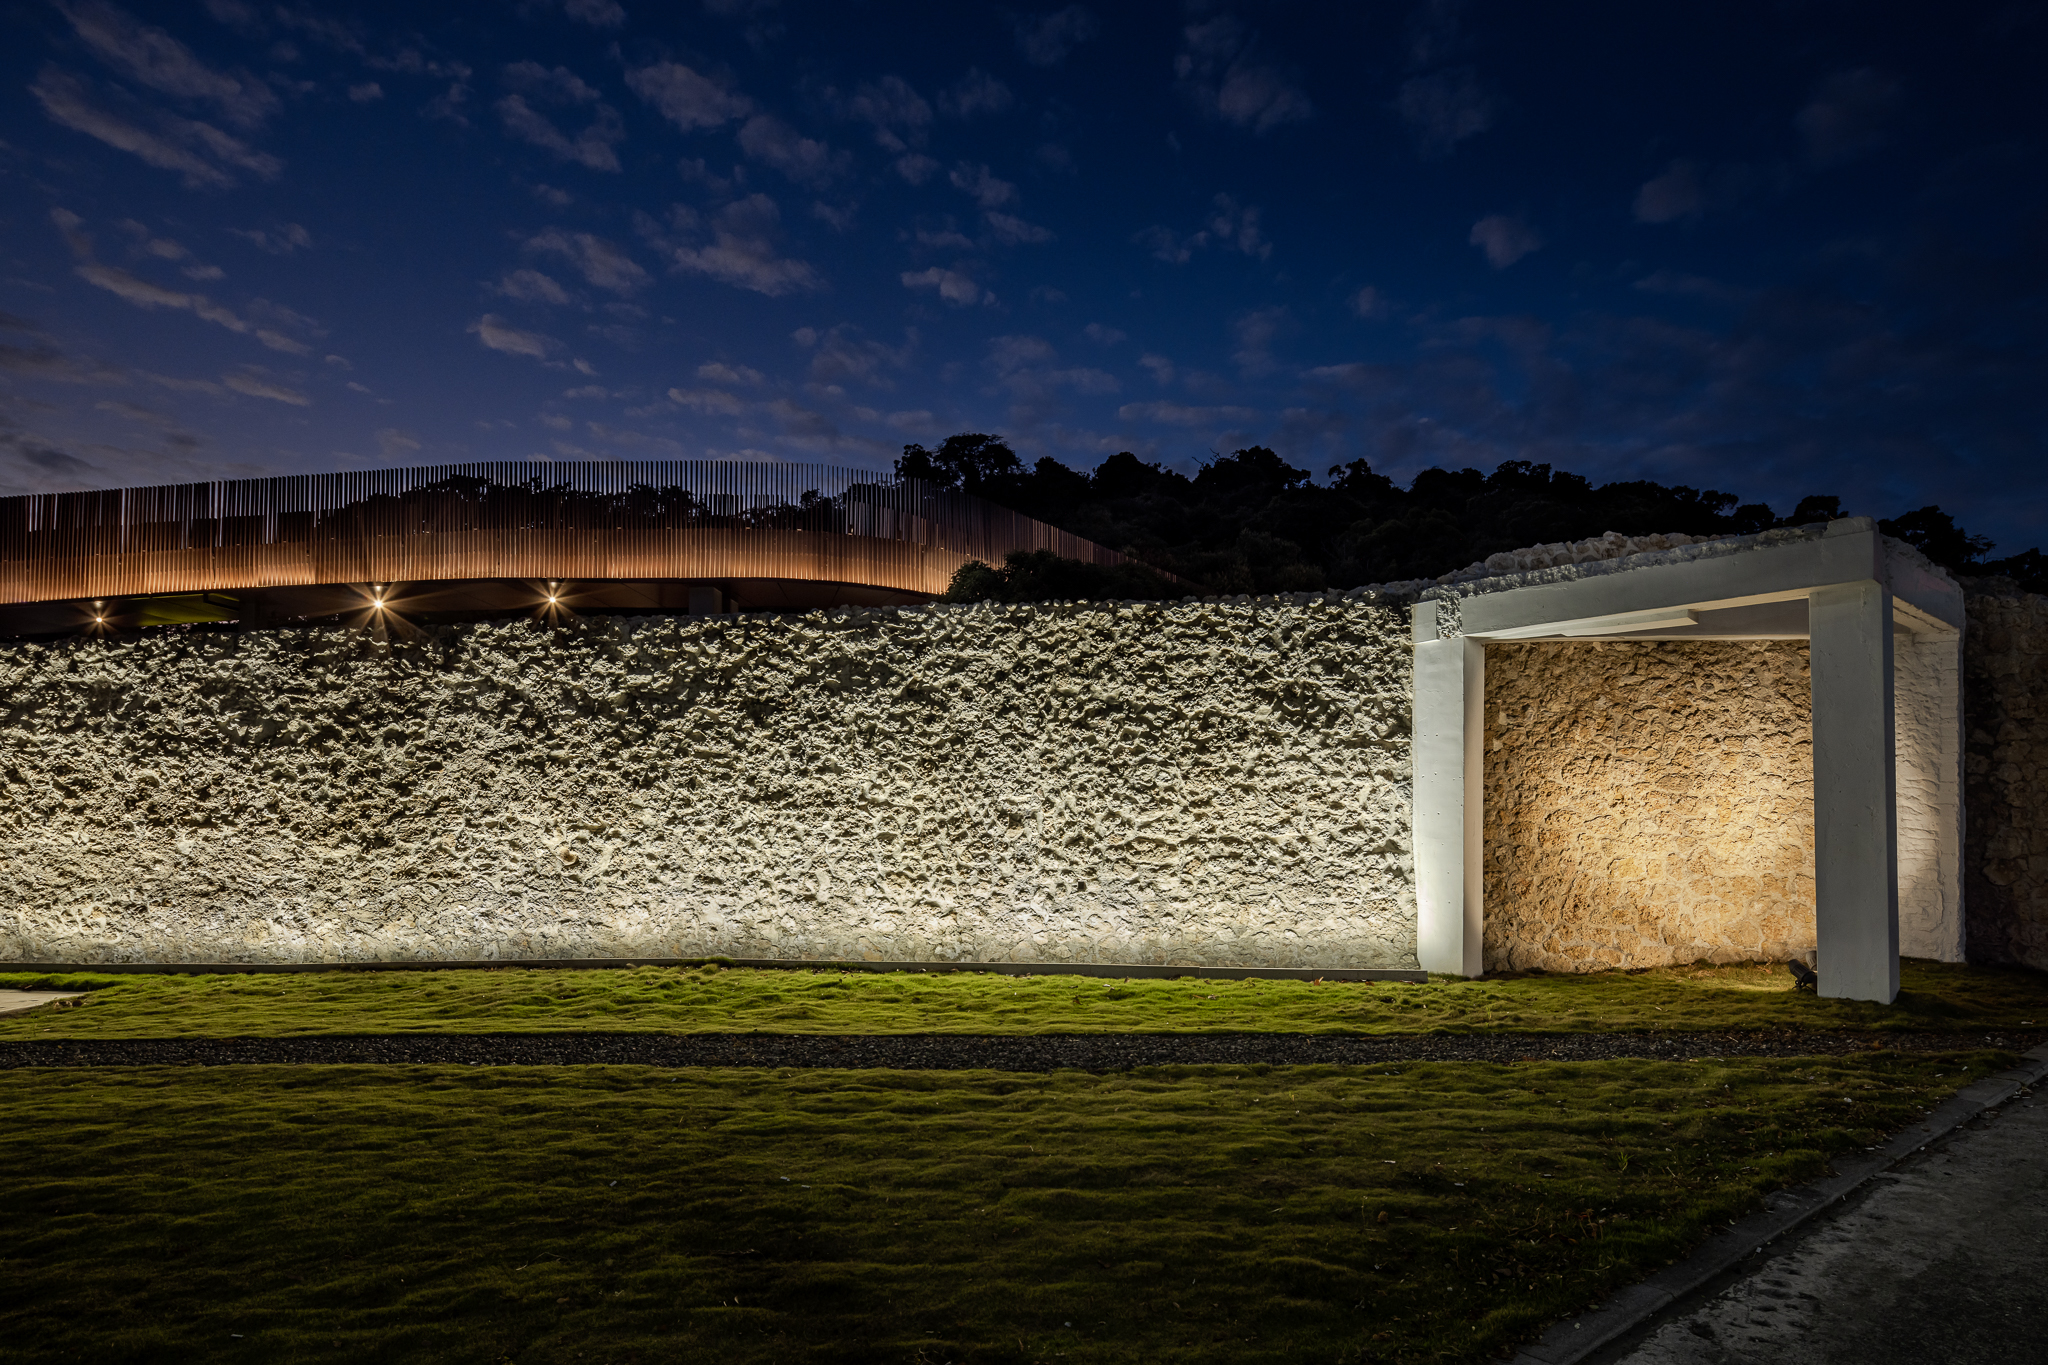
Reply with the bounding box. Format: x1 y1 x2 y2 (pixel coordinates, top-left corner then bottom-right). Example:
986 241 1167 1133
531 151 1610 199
0 460 1132 632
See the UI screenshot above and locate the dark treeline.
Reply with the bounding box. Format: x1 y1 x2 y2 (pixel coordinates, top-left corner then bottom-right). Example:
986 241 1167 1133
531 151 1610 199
900 433 2048 600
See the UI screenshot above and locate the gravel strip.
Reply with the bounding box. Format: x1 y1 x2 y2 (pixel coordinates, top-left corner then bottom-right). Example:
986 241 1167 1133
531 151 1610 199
2 1030 2042 1071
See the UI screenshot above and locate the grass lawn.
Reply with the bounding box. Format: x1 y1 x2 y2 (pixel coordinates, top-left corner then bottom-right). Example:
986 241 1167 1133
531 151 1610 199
4 958 2046 1040
0 1050 2016 1364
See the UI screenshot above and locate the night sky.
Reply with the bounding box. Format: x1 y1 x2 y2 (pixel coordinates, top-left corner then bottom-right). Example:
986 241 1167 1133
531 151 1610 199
3 1 2045 549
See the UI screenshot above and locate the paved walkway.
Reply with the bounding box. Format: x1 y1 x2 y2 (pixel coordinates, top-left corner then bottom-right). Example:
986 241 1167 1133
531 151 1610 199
1604 1095 2048 1365
0 989 84 1017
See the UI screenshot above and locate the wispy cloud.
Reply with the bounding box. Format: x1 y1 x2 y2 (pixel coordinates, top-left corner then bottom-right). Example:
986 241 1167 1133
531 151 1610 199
1395 1 1492 158
116 219 225 279
31 65 281 187
375 426 423 457
1175 16 1311 134
794 325 913 387
946 163 1052 248
1136 193 1271 264
1797 68 1902 168
523 229 650 295
1232 306 1287 374
1350 286 1388 318
58 0 276 128
654 195 822 296
839 75 931 153
496 63 624 171
666 386 745 415
626 61 751 131
57 209 318 354
737 115 849 187
697 361 764 385
1118 400 1258 426
1014 6 1097 66
901 266 985 306
1470 213 1541 267
0 319 129 385
985 212 1053 246
222 366 309 405
949 162 1017 209
1396 68 1492 158
231 223 312 254
470 313 558 359
1634 160 1704 224
940 68 1012 118
495 268 572 305
558 0 627 28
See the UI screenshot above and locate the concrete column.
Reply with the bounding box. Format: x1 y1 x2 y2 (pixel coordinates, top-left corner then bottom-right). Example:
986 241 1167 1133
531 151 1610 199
1809 581 1900 1002
1413 629 1484 976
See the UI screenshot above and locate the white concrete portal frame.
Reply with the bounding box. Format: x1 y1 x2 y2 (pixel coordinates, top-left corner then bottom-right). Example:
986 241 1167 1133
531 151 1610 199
1410 519 1965 1004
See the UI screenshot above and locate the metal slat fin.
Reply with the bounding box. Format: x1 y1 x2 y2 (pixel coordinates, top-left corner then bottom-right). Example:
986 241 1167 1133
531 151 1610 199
0 461 1168 606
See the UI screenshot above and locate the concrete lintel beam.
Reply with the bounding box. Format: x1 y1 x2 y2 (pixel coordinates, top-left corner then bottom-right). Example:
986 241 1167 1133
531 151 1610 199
1453 523 1963 638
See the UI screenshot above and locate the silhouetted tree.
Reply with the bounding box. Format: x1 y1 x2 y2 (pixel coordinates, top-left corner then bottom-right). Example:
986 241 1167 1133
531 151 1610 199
895 433 1023 492
1878 505 1996 572
911 432 2038 599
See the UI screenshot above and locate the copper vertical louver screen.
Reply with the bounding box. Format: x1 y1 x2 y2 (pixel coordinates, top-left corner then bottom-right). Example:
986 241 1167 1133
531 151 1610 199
0 461 1142 605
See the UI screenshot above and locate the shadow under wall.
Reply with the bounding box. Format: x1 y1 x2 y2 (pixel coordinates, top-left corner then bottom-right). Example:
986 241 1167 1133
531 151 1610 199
1481 641 1818 973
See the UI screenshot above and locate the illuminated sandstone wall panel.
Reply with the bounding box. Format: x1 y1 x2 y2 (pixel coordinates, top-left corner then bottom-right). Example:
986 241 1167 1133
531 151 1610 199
1482 641 1816 972
1963 586 2048 971
0 597 1416 968
1893 629 1964 961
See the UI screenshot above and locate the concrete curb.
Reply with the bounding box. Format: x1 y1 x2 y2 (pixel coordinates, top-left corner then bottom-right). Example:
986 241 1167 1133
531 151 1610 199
1506 1042 2048 1365
0 989 85 1017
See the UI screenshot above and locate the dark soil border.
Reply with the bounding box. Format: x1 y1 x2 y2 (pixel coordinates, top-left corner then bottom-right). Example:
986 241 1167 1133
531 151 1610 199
4 1029 2042 1071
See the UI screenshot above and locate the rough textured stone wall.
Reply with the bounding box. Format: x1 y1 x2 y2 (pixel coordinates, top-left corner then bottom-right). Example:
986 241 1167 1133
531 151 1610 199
0 597 1416 968
1482 641 1815 971
1963 585 2048 971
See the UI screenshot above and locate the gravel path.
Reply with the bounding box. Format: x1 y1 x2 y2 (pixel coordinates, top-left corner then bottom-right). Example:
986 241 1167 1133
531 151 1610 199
2 1029 2041 1071
1599 1093 2048 1365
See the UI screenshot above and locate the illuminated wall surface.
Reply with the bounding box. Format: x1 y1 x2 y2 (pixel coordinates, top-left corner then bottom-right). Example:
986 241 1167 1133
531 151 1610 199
0 595 1417 968
1482 642 1819 973
1964 586 2048 971
0 583 2039 973
1483 635 1971 975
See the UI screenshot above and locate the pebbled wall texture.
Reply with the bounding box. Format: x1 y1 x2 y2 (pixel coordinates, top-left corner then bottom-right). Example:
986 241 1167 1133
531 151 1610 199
0 596 1418 969
1481 641 1817 972
1962 584 2048 971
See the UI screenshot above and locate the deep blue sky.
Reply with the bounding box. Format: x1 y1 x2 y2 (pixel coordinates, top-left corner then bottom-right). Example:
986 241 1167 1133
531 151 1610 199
3 1 2045 547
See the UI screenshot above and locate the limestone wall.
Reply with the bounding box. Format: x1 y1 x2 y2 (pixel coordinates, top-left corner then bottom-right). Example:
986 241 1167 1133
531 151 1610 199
1962 585 2048 970
1482 641 1816 971
1894 629 1964 961
0 596 1417 968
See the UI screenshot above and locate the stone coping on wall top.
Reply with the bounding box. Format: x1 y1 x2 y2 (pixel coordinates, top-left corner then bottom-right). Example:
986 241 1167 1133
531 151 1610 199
811 589 1403 615
1 958 1430 983
1412 518 1958 609
454 591 1407 627
1419 521 1837 602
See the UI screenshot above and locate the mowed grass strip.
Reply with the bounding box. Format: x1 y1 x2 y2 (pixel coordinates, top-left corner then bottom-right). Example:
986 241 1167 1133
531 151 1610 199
0 1052 2011 1364
4 959 2046 1040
